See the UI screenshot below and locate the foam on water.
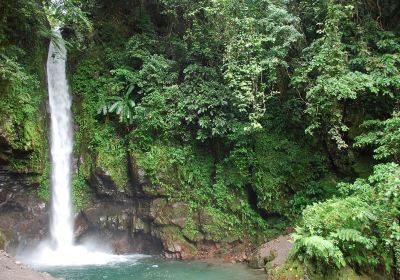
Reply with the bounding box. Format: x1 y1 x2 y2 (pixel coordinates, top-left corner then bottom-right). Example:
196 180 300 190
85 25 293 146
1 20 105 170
23 242 147 267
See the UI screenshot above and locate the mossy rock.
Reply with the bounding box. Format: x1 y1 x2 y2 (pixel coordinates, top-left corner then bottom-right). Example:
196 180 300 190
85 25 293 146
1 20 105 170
157 226 197 259
268 259 388 280
142 183 168 197
150 199 189 228
182 212 204 242
197 207 242 243
96 135 129 191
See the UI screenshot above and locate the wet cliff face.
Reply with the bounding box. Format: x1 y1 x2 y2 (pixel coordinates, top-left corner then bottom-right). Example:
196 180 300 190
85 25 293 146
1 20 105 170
0 130 49 253
74 200 163 255
74 166 163 255
73 160 251 261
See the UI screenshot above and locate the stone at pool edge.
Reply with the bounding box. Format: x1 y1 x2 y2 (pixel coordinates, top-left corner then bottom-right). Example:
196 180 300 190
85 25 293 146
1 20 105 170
248 251 276 269
247 235 293 269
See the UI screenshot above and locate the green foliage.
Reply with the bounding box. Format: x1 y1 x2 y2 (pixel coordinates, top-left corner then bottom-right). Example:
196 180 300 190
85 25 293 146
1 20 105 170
37 161 51 201
71 56 129 195
45 0 93 48
216 130 333 218
134 143 270 241
46 0 400 275
175 64 234 141
72 171 91 210
293 1 400 149
222 0 301 128
91 0 302 141
292 163 400 273
288 2 400 273
96 127 128 189
0 0 49 174
355 111 400 162
99 84 136 125
0 51 41 151
66 0 338 242
292 234 345 269
268 258 388 280
251 132 330 216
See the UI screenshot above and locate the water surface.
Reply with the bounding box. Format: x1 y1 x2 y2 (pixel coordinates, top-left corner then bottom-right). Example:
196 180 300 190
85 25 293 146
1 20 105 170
41 256 265 280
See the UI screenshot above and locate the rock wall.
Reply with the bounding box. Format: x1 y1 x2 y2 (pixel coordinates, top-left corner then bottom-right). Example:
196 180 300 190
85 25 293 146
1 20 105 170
0 131 48 252
75 161 252 261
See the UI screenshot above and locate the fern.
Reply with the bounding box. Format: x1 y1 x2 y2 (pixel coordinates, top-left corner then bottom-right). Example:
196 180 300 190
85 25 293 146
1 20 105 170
331 229 375 249
292 231 346 269
331 228 378 267
293 163 399 273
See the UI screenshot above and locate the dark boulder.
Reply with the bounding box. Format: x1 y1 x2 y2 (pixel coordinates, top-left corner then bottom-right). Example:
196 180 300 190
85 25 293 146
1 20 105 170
88 167 120 198
75 201 163 255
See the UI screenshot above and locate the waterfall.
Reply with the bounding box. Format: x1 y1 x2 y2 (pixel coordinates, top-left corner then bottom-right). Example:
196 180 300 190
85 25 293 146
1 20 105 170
17 30 140 267
47 29 74 251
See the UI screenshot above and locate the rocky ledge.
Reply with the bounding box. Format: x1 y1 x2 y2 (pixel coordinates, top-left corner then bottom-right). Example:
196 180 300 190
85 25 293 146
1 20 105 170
68 160 255 261
0 128 49 253
0 250 60 280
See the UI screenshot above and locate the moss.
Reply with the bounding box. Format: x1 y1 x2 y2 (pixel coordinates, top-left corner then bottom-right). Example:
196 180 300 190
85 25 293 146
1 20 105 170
0 1 49 186
69 52 130 206
0 63 48 173
181 207 203 242
200 206 243 242
133 144 187 196
96 132 128 191
159 225 197 254
72 171 91 210
37 161 51 201
269 259 388 280
133 143 272 243
250 132 332 217
67 54 129 208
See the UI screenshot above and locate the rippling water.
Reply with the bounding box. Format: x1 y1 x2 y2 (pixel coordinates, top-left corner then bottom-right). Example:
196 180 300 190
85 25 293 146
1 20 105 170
40 256 265 280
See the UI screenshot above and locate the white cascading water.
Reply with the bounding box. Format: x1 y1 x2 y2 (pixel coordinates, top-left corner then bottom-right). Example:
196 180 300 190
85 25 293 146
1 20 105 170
47 29 74 251
18 30 144 267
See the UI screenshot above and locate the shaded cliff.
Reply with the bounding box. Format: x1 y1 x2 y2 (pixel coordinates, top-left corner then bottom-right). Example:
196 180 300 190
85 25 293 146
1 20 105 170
0 0 50 251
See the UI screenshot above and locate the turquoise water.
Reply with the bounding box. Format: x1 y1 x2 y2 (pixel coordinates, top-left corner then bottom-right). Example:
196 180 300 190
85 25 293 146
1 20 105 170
40 255 265 280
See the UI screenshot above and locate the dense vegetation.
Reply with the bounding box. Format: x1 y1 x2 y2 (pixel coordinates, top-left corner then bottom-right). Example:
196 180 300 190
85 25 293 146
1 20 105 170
1 0 399 278
0 0 49 172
